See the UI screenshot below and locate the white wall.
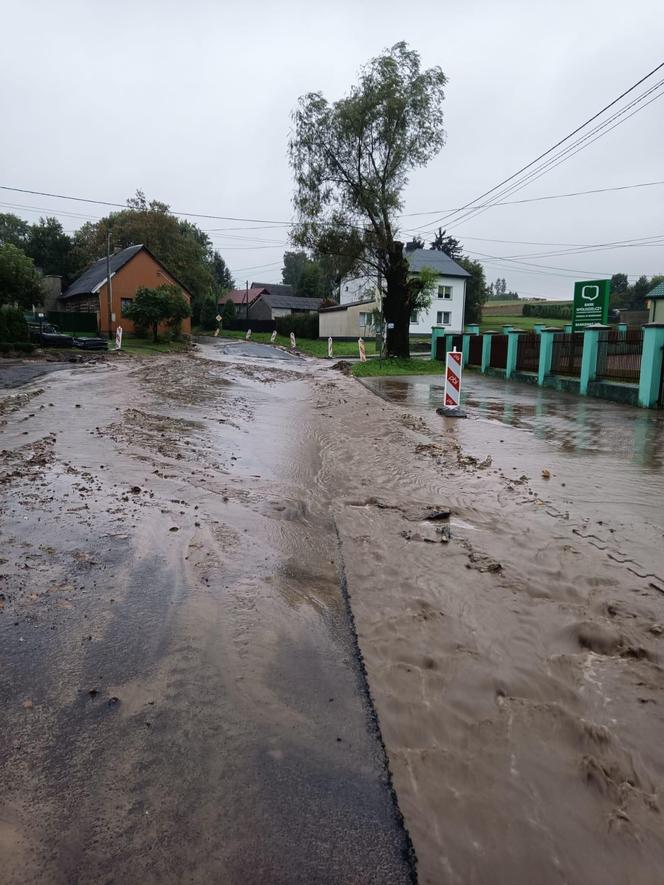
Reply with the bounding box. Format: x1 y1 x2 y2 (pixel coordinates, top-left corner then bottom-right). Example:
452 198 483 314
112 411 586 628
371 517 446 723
320 299 379 338
409 275 466 334
340 276 379 305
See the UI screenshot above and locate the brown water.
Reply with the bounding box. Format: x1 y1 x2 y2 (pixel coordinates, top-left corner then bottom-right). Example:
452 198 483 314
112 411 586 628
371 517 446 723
2 350 664 884
0 351 412 884
321 370 664 884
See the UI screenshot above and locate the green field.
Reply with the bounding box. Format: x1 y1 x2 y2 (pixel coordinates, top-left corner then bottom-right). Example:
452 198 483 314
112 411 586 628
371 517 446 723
479 315 567 333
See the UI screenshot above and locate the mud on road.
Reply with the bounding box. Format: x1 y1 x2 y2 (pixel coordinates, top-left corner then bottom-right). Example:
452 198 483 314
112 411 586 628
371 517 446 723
2 344 664 885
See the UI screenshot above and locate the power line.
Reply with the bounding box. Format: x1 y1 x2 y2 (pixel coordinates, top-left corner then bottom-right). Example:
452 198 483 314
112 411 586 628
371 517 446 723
3 176 664 236
444 83 664 232
398 180 664 217
409 60 664 233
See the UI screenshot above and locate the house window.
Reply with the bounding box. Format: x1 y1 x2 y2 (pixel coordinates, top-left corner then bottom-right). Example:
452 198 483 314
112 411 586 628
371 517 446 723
359 312 372 327
437 285 452 299
121 298 133 316
436 311 451 325
410 310 418 323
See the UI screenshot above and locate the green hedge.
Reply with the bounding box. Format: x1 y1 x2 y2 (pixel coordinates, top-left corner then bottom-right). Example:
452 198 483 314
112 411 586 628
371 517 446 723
0 306 29 342
275 312 319 340
522 302 572 319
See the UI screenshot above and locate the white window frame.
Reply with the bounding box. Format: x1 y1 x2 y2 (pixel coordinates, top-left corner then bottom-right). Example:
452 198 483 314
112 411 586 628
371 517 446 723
437 285 452 299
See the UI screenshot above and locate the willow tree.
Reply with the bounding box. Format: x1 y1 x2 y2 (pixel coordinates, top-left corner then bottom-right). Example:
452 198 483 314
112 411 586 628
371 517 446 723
288 42 447 357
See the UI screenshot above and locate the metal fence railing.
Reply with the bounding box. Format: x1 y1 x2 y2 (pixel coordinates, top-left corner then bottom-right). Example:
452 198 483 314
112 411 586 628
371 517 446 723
489 335 508 369
468 335 483 365
596 330 643 383
551 332 584 376
515 333 540 372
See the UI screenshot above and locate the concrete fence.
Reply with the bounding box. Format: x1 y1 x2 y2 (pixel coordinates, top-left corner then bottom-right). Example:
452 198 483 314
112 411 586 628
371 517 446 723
432 324 664 409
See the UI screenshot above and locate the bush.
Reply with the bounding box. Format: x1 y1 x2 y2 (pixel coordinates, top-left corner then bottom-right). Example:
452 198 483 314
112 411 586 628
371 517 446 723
222 298 236 326
0 306 29 342
522 302 572 320
275 312 319 340
200 297 219 330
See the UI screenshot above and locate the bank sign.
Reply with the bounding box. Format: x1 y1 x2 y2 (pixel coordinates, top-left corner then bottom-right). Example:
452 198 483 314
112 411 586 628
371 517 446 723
572 279 610 330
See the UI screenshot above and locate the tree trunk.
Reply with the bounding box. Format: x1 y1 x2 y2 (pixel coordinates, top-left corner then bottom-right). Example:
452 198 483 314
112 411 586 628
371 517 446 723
382 242 410 358
152 322 159 343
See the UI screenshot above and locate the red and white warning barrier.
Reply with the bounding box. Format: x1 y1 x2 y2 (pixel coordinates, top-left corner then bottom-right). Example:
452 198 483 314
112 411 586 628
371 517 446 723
270 330 277 343
328 336 333 358
444 348 463 408
358 337 366 362
290 332 296 349
115 325 123 350
245 328 252 340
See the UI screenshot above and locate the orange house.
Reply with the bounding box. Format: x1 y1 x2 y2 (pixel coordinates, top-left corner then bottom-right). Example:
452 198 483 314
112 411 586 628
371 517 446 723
60 244 192 337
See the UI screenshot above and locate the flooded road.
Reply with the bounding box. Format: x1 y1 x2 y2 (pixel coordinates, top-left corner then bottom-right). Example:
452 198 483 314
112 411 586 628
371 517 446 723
2 349 664 885
0 350 412 884
363 371 664 578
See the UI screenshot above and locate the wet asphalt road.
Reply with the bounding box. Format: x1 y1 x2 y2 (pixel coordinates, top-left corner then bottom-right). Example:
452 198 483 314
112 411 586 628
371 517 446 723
212 339 302 361
0 360 75 389
0 349 414 884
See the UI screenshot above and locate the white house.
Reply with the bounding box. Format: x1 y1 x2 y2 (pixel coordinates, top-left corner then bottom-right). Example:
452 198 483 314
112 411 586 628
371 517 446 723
335 247 468 336
405 247 469 334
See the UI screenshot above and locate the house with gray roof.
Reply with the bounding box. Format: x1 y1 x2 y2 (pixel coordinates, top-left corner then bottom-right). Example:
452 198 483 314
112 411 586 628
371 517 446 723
336 244 469 336
248 288 323 321
59 243 192 336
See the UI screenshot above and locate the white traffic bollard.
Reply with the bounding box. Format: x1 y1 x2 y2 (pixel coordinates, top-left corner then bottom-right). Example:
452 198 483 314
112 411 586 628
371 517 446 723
437 347 466 417
115 326 123 350
358 337 366 362
245 328 252 340
270 330 277 343
290 332 296 350
328 336 333 358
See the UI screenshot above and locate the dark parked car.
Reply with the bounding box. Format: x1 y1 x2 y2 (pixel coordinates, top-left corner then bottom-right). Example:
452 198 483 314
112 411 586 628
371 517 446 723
73 336 109 351
27 323 74 348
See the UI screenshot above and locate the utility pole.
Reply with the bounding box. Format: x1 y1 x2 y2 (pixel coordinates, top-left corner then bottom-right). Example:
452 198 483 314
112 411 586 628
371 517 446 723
106 228 114 340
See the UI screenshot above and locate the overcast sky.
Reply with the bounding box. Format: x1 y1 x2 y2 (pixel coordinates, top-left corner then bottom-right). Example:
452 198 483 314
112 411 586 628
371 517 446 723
2 0 663 298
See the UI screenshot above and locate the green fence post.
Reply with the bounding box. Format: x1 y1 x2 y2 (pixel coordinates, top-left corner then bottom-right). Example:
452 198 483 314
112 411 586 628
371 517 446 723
445 333 454 355
481 333 493 373
638 323 664 408
538 328 556 385
506 330 523 379
430 325 446 360
502 324 513 335
466 323 480 335
462 333 471 367
617 322 628 338
564 323 573 333
533 323 545 335
580 324 609 395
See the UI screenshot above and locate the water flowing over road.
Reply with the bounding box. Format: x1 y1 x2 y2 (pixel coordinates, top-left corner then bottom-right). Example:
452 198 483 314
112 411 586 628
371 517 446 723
2 347 664 885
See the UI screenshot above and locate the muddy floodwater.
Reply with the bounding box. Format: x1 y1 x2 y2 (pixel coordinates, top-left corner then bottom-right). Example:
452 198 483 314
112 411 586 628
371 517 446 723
2 346 664 884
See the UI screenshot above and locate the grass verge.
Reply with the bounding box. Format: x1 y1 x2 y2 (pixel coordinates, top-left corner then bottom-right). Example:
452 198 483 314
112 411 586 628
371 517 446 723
352 358 440 377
